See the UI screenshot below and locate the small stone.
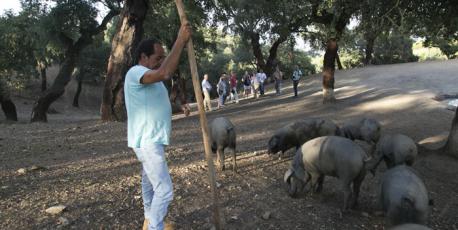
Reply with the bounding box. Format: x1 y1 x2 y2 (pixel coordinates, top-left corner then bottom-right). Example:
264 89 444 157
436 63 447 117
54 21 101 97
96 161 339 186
1 185 9 189
33 165 47 171
262 211 271 220
17 168 27 175
216 182 221 188
230 215 238 220
58 217 69 226
30 165 40 171
306 204 313 208
361 212 370 218
45 205 66 215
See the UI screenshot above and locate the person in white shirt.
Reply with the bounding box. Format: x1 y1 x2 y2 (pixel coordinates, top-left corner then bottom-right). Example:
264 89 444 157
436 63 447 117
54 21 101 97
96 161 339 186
201 74 212 111
257 69 267 96
253 70 261 99
291 65 303 97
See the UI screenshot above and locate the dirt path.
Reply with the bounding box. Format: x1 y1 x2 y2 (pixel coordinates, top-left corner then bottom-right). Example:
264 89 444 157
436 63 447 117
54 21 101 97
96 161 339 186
1 60 457 229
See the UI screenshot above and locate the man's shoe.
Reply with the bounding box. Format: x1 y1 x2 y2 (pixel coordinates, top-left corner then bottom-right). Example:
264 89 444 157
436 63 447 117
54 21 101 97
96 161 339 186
142 219 149 230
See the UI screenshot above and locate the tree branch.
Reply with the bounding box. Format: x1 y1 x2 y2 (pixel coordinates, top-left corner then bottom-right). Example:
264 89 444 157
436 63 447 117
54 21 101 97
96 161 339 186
93 9 120 35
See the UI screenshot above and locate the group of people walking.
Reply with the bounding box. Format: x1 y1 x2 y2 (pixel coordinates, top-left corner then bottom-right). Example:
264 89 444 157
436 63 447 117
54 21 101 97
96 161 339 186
201 71 240 111
201 65 304 111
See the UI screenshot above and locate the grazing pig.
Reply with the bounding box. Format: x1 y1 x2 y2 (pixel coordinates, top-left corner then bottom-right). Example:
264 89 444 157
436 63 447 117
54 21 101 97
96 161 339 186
389 224 432 230
339 117 382 144
380 165 429 226
210 117 236 171
284 136 368 210
267 118 339 155
368 134 418 173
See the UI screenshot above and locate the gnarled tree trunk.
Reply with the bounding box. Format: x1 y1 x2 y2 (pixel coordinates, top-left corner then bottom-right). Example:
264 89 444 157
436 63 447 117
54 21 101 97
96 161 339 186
249 32 286 78
444 107 458 158
0 80 18 121
73 73 83 107
31 9 118 122
336 53 343 70
322 38 338 103
101 0 148 121
31 48 79 122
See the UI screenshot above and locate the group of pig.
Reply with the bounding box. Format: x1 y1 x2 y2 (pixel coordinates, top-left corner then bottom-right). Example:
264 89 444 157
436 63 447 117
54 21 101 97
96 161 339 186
209 117 431 229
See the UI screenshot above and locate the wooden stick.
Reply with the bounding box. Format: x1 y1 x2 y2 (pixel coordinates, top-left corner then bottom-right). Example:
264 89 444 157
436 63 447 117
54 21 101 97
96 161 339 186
174 0 222 229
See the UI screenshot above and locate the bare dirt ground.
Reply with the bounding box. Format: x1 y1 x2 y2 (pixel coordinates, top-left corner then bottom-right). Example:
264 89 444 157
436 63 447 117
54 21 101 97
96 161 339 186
1 60 457 230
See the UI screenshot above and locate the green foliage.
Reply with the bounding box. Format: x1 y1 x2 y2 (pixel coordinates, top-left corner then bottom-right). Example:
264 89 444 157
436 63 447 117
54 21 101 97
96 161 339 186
275 44 316 78
412 41 447 62
337 28 365 68
423 38 458 59
411 1 458 59
75 33 111 84
104 15 119 43
372 31 418 64
216 0 311 38
0 14 32 77
317 24 421 67
215 0 314 72
43 0 99 47
339 49 363 68
0 0 115 85
198 31 250 84
143 0 214 79
0 7 47 82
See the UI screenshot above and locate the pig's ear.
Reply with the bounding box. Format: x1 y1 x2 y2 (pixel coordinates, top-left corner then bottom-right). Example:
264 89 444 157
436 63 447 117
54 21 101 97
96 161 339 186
284 169 298 197
284 168 294 184
292 152 306 182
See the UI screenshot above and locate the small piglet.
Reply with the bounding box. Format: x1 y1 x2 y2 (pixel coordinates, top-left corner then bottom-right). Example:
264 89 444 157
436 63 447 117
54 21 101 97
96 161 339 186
380 165 429 226
369 134 418 173
210 117 236 171
267 118 339 154
284 136 368 210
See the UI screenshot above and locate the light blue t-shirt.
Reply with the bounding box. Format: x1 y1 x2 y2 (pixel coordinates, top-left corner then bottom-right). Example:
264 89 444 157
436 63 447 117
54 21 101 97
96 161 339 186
124 65 172 148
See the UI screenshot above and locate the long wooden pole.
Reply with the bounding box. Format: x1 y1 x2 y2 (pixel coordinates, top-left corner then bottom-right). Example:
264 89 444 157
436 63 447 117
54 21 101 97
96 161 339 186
174 0 222 229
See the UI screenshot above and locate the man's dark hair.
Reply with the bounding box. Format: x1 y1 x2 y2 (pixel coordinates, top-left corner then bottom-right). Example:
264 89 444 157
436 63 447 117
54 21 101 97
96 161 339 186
135 38 160 64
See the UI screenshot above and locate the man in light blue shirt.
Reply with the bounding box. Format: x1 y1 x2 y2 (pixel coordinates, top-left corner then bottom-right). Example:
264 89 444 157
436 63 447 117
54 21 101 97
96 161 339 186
124 23 191 230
